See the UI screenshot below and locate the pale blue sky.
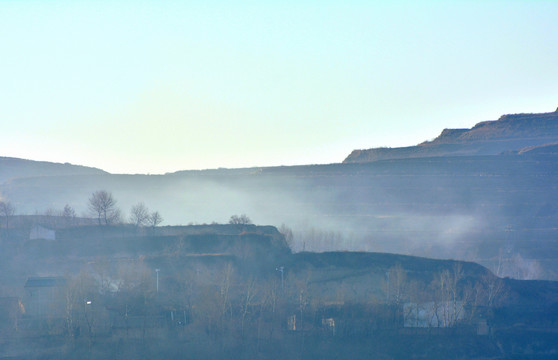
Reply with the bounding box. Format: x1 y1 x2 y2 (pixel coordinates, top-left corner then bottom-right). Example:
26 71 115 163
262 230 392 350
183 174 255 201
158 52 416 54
1 0 557 174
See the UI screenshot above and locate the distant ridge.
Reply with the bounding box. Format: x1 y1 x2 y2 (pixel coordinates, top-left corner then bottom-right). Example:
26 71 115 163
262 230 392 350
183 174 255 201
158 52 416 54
344 109 558 163
0 157 107 184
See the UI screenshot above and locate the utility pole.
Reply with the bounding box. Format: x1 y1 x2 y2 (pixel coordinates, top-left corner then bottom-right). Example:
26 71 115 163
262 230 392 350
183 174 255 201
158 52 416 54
155 268 160 293
84 299 92 335
276 266 284 291
386 271 390 302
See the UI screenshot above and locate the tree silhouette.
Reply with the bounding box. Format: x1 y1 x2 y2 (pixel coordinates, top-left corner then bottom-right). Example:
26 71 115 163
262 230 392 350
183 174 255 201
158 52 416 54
88 190 119 225
229 214 252 225
130 202 150 227
0 201 15 228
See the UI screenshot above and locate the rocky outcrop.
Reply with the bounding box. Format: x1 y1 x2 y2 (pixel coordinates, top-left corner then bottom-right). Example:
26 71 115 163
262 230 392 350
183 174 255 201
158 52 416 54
344 110 558 163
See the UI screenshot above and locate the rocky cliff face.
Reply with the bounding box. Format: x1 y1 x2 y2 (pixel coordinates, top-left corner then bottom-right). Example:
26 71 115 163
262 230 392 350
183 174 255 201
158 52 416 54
344 109 558 163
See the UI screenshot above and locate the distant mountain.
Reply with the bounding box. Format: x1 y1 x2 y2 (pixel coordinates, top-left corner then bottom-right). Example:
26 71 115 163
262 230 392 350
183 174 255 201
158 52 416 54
344 109 558 163
0 157 107 184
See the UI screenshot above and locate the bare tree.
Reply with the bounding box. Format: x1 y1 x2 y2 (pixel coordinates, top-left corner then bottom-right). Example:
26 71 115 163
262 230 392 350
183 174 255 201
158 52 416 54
130 202 150 227
0 201 15 228
229 214 252 225
196 262 235 336
43 208 62 228
149 211 163 228
481 273 507 307
110 208 122 225
40 205 77 228
259 278 281 340
88 190 119 225
430 264 464 327
44 208 58 217
62 204 76 225
220 263 234 322
239 277 258 339
279 223 294 249
63 270 101 338
386 263 408 306
286 270 311 336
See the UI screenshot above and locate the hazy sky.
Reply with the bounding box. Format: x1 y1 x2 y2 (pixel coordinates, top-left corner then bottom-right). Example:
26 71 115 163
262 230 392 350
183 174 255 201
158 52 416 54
1 1 557 174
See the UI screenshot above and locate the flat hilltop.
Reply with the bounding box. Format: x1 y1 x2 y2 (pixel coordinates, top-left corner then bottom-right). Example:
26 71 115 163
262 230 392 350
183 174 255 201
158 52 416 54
344 109 558 163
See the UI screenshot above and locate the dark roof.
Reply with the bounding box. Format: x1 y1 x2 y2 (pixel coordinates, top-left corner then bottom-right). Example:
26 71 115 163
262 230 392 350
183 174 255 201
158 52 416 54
24 277 66 288
0 297 19 306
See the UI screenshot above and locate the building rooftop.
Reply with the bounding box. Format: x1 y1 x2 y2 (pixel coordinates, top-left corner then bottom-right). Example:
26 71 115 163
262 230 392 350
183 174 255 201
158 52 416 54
24 276 66 288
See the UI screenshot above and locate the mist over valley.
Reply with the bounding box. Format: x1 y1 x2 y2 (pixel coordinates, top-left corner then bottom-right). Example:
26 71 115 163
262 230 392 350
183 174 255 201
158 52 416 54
1 108 558 359
2 0 558 357
3 109 558 279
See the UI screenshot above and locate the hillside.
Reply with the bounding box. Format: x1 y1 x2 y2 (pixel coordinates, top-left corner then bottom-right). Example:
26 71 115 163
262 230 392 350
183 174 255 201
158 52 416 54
3 221 555 311
344 109 558 163
1 224 558 359
0 156 107 184
0 224 290 291
2 154 557 279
